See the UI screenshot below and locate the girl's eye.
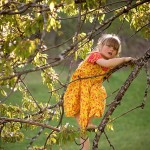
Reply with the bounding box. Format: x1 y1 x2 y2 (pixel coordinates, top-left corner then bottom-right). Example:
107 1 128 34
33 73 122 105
106 44 118 51
107 44 111 47
113 47 118 51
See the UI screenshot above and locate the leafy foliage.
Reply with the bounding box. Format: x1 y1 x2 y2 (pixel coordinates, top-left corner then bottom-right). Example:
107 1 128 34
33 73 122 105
74 32 94 60
0 0 149 149
118 1 150 38
47 123 80 147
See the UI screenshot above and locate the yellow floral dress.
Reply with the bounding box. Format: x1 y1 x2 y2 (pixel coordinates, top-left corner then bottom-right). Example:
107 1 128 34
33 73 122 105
63 52 110 131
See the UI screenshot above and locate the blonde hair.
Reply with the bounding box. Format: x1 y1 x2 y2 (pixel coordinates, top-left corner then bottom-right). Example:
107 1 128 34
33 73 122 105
95 34 121 56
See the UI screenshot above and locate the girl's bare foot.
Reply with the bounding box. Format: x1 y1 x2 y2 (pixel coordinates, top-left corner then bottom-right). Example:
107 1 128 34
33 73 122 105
86 123 97 129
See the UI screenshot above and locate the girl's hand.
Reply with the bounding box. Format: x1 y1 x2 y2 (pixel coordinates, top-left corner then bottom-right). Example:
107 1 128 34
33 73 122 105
124 57 134 62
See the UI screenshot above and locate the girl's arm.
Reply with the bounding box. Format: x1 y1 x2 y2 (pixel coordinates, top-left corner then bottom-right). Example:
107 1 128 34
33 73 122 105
96 57 133 68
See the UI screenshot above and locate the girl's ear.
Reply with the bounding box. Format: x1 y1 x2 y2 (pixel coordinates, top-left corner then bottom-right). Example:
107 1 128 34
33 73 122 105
114 49 120 57
113 52 118 58
116 52 120 57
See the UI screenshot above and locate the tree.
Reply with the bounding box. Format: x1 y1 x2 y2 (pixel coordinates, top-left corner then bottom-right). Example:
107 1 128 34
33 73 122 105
0 0 150 149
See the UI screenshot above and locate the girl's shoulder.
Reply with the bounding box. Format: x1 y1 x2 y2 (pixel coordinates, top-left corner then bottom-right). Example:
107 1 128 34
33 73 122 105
87 51 102 63
87 51 110 71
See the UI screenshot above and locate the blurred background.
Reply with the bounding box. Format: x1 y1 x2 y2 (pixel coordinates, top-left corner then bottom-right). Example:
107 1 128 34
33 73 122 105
1 0 150 149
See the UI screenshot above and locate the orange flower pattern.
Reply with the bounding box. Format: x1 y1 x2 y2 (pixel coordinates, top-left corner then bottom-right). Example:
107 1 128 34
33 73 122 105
64 52 110 131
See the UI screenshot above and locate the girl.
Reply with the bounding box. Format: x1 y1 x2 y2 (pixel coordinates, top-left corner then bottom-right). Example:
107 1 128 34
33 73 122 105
63 34 133 150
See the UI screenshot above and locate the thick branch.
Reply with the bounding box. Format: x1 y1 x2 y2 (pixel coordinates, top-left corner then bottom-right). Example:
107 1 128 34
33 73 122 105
0 2 64 15
92 47 150 149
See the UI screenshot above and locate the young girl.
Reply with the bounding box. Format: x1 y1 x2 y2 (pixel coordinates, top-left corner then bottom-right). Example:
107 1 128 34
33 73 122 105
63 34 133 150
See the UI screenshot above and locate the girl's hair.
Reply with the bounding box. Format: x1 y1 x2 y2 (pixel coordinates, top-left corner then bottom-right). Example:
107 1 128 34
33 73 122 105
95 34 121 56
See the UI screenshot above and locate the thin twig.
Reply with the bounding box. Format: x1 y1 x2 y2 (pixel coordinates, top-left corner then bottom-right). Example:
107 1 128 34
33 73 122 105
20 79 42 111
0 117 60 132
104 130 115 150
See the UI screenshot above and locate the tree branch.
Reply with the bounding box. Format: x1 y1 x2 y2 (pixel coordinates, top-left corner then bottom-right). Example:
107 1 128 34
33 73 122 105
0 117 60 132
92 47 150 149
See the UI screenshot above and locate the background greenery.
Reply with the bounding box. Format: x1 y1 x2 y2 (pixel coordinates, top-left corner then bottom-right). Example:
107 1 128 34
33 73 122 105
1 68 150 150
1 0 150 149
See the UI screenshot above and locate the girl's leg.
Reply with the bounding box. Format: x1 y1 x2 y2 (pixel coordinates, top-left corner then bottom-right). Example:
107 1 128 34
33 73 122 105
80 137 90 150
86 117 97 129
75 113 90 150
76 115 97 129
75 113 80 123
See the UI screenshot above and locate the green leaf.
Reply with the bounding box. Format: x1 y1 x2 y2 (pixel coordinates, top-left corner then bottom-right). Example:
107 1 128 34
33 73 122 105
1 89 7 97
49 2 55 11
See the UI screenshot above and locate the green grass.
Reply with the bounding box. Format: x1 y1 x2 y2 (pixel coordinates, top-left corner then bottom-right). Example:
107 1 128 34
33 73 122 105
1 68 150 150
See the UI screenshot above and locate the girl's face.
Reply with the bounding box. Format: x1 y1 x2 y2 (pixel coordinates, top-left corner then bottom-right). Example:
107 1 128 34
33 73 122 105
99 44 118 59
